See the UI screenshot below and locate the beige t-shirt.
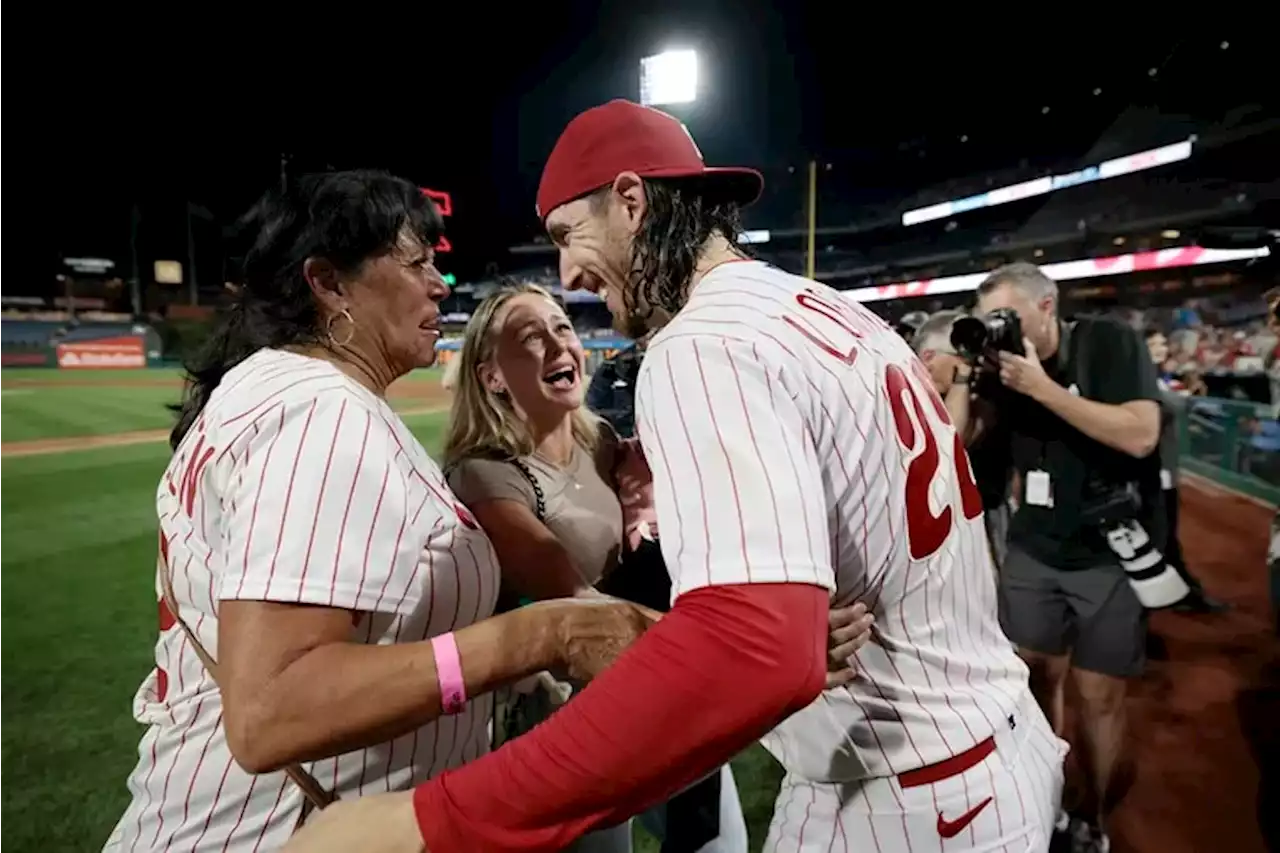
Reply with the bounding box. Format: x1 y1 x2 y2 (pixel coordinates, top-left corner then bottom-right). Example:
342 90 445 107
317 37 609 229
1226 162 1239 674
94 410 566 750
447 434 623 587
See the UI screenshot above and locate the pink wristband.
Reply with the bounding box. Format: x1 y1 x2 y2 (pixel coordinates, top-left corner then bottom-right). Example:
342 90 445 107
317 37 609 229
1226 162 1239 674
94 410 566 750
431 632 467 715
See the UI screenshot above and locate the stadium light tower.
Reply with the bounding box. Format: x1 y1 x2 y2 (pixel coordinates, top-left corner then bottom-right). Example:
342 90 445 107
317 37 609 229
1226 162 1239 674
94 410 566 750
637 47 816 277
640 49 698 107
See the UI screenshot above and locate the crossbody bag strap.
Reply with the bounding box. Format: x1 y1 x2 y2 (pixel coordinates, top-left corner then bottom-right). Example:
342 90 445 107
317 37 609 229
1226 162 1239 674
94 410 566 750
510 458 547 521
156 554 338 811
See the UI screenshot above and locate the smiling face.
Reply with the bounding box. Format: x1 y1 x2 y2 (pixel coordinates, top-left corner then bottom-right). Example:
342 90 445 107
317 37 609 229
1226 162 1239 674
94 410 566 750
544 175 652 339
479 293 587 421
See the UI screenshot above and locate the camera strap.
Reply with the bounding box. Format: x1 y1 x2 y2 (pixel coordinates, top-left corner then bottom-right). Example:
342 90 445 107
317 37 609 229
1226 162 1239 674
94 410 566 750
1055 319 1080 384
1029 320 1081 470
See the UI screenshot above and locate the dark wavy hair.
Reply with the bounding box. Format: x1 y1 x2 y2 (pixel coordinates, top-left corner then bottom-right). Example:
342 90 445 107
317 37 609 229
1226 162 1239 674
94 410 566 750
170 170 443 449
597 179 748 329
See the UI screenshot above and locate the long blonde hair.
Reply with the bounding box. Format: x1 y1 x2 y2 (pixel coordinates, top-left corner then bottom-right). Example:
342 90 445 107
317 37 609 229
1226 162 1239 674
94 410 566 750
443 283 602 467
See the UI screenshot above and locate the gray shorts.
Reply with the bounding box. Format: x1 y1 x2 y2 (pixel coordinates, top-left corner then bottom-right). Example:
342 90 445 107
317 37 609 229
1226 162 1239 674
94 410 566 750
999 545 1147 678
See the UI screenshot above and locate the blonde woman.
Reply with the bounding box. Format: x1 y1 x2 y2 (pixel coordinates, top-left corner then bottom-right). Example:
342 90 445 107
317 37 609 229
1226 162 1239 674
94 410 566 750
438 284 873 853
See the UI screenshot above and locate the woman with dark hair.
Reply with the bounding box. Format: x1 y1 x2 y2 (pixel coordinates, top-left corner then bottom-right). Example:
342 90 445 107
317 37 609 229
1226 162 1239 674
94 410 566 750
103 170 658 853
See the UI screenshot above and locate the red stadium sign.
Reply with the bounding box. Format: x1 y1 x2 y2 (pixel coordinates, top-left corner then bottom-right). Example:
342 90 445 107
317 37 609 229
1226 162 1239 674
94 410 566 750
421 188 453 252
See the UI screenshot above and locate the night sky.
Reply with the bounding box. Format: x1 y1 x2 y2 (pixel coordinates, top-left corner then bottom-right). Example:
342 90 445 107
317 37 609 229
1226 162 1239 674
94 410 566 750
15 13 1269 293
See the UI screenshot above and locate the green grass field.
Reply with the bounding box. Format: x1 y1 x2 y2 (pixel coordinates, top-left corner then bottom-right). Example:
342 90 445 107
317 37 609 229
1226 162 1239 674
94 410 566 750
0 367 783 852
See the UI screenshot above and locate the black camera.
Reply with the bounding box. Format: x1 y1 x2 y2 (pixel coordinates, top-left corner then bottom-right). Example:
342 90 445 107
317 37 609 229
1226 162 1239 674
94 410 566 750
950 308 1025 359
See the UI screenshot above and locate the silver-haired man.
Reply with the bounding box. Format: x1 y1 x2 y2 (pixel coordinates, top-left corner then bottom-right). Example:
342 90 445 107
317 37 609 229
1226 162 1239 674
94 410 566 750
911 310 1012 569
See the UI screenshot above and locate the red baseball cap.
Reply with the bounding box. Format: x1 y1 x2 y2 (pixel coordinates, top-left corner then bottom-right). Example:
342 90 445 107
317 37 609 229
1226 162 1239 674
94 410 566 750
536 99 764 221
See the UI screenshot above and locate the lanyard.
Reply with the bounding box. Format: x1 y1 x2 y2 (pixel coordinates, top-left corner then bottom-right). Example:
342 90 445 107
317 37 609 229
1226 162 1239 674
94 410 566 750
1032 320 1077 469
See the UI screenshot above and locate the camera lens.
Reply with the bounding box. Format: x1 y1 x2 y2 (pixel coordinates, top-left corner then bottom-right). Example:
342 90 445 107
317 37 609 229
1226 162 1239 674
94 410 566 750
950 317 988 357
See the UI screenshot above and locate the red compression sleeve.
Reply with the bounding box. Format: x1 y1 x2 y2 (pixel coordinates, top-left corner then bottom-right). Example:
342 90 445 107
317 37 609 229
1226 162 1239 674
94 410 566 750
414 583 829 853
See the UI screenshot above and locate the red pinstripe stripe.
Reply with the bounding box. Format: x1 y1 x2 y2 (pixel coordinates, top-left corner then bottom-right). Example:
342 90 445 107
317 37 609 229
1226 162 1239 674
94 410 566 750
327 412 373 607
661 351 715 587
296 399 347 598
690 339 754 579
263 399 319 596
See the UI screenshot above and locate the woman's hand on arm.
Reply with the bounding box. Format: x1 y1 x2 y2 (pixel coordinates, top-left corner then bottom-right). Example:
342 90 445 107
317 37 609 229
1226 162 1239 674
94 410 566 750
824 601 875 688
217 596 658 774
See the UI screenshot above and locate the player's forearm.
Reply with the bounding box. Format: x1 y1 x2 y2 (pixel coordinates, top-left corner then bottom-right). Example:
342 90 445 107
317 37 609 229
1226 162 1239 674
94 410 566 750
413 583 829 853
223 604 561 774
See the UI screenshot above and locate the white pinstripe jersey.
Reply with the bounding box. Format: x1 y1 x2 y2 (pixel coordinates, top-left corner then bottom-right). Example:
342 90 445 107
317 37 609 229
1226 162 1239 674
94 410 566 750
635 261 1029 784
105 349 500 853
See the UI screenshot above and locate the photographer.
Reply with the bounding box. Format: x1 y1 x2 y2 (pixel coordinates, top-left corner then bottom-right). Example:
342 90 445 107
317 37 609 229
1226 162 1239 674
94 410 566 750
973 262 1165 851
912 310 1012 568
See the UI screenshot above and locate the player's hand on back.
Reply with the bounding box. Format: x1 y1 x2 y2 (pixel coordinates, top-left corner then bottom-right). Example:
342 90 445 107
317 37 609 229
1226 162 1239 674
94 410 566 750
535 597 662 682
826 602 875 688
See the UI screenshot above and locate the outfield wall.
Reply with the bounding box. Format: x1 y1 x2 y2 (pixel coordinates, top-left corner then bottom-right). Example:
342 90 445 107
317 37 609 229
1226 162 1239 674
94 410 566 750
2 321 162 369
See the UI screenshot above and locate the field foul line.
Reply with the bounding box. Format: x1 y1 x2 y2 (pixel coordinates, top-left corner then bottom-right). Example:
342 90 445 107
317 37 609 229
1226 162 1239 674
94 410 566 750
1 405 451 459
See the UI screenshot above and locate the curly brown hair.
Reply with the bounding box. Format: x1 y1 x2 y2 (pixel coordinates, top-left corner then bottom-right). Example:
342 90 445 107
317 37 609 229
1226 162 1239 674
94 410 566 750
592 178 750 331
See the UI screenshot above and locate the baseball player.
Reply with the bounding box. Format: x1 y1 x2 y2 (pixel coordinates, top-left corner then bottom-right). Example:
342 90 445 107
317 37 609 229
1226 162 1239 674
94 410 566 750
282 102 1066 853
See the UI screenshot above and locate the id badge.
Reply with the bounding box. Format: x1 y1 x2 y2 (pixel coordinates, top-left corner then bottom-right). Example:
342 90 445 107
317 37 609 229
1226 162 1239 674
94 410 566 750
1025 470 1054 508
1160 469 1173 491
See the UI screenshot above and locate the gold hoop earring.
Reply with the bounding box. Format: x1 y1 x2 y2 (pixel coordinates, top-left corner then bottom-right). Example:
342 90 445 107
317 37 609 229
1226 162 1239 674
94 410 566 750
327 309 356 348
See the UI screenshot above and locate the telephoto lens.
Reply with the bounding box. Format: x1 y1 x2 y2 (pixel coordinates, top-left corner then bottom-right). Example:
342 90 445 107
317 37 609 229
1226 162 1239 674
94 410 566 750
950 308 1024 358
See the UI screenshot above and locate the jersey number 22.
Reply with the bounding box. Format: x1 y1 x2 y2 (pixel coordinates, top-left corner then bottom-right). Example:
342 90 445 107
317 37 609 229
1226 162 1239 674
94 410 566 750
788 290 983 560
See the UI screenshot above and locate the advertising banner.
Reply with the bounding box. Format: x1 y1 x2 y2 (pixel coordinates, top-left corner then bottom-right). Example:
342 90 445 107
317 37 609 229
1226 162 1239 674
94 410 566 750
3 351 54 367
56 336 146 370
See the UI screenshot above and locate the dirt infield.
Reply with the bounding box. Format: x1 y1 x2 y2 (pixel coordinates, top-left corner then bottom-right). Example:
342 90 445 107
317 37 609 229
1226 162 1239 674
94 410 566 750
1102 475 1278 853
1 404 450 458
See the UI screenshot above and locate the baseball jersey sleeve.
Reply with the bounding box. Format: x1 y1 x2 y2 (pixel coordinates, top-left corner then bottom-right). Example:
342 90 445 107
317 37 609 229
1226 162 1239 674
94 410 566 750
636 333 833 597
219 391 427 613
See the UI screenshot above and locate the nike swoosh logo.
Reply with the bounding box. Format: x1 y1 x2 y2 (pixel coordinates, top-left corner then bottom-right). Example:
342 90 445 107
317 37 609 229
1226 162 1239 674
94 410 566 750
936 796 992 839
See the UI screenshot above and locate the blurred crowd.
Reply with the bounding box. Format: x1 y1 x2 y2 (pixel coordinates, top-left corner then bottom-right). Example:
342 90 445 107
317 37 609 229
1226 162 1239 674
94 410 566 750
1113 300 1277 379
